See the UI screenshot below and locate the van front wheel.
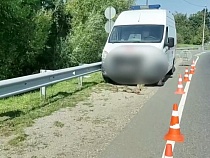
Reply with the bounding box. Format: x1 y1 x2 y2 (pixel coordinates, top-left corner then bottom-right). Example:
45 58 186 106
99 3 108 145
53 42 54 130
102 74 116 84
147 78 165 87
155 79 165 86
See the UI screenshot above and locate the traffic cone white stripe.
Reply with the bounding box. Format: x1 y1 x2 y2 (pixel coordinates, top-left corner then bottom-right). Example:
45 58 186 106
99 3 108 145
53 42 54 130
178 84 183 88
170 124 180 129
172 110 179 116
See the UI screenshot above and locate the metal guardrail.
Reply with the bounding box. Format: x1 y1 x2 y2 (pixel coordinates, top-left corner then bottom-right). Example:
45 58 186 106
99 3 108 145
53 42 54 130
176 47 200 50
177 45 210 51
179 50 193 62
176 45 210 60
0 62 102 99
0 46 208 99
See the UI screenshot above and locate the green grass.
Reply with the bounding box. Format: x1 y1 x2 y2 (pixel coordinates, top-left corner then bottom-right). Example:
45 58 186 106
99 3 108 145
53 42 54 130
0 72 111 146
53 121 64 128
177 43 200 48
8 134 28 146
177 43 210 50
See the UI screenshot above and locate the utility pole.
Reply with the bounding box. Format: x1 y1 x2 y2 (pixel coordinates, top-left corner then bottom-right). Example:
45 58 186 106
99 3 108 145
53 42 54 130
146 0 149 5
202 6 207 51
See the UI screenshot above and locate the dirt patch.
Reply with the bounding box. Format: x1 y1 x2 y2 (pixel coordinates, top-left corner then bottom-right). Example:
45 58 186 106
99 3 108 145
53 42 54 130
0 85 159 158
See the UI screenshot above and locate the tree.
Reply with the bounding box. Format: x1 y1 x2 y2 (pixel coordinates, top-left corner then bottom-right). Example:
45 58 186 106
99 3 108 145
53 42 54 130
0 0 73 79
192 24 210 45
174 9 210 45
62 0 134 66
174 12 192 44
4 0 210 80
0 0 52 79
0 0 133 79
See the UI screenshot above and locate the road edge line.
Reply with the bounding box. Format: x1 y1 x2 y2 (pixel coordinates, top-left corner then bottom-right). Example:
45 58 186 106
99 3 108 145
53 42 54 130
161 55 200 158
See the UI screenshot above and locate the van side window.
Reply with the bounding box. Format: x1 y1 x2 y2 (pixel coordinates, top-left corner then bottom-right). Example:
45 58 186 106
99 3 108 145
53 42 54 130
110 27 118 41
165 27 169 44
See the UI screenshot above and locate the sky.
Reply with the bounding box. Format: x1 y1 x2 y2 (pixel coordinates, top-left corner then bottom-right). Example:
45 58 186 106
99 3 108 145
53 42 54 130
135 0 210 15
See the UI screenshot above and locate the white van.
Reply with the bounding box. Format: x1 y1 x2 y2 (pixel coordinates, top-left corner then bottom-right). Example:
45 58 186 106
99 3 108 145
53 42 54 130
101 5 177 86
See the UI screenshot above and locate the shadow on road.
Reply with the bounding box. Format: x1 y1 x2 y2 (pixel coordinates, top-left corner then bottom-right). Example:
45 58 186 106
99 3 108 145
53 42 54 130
179 64 191 66
144 74 173 87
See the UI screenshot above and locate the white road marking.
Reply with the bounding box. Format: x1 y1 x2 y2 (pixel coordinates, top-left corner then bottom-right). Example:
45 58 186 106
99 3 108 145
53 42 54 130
161 55 200 158
195 52 207 56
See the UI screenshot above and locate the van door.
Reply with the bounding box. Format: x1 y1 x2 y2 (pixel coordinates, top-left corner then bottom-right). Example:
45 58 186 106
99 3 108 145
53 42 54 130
163 26 171 72
167 25 175 69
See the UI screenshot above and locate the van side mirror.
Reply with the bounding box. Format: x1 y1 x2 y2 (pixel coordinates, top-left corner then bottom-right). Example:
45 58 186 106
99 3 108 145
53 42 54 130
166 37 174 47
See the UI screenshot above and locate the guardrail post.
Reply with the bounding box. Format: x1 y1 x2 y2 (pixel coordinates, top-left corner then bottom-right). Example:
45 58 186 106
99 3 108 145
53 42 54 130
40 69 53 99
40 69 47 99
78 63 83 89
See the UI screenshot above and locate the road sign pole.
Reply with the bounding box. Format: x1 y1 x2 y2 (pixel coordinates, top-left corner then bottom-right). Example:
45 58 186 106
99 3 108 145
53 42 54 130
104 6 116 33
109 19 111 33
109 7 111 32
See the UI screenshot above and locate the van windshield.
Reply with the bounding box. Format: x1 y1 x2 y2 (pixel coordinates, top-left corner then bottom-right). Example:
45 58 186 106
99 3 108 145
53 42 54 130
108 25 164 43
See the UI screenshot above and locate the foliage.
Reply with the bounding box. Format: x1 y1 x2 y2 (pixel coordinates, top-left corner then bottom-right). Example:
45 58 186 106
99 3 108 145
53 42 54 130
63 0 132 66
0 0 209 80
0 0 52 79
174 8 210 45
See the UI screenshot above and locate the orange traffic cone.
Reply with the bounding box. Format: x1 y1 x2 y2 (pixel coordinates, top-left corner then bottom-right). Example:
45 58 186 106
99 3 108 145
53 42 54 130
164 104 184 142
189 65 195 75
190 60 196 74
192 60 196 69
164 144 173 158
175 74 185 94
183 67 190 82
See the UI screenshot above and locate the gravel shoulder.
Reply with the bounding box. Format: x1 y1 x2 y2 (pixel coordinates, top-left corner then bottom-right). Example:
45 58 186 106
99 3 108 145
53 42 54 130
0 84 159 158
0 52 185 158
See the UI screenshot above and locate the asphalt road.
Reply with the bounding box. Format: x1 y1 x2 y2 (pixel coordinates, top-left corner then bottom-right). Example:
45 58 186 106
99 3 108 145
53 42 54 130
98 51 210 158
173 51 210 158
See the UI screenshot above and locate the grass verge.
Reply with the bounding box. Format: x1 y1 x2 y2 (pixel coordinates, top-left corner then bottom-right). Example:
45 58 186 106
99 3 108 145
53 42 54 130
177 43 210 51
0 72 113 146
177 43 200 48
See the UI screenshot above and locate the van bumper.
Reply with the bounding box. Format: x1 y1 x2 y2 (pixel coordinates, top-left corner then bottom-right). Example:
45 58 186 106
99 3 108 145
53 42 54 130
102 45 169 84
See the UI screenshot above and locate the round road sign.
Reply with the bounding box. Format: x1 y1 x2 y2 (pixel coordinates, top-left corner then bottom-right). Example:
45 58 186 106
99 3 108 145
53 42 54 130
105 20 115 33
104 6 116 20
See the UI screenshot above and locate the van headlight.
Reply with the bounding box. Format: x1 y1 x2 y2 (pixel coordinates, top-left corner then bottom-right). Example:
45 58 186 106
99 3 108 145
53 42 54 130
102 51 108 60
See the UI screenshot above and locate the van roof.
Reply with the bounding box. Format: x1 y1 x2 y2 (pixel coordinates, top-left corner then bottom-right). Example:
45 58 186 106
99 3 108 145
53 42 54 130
114 9 172 26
